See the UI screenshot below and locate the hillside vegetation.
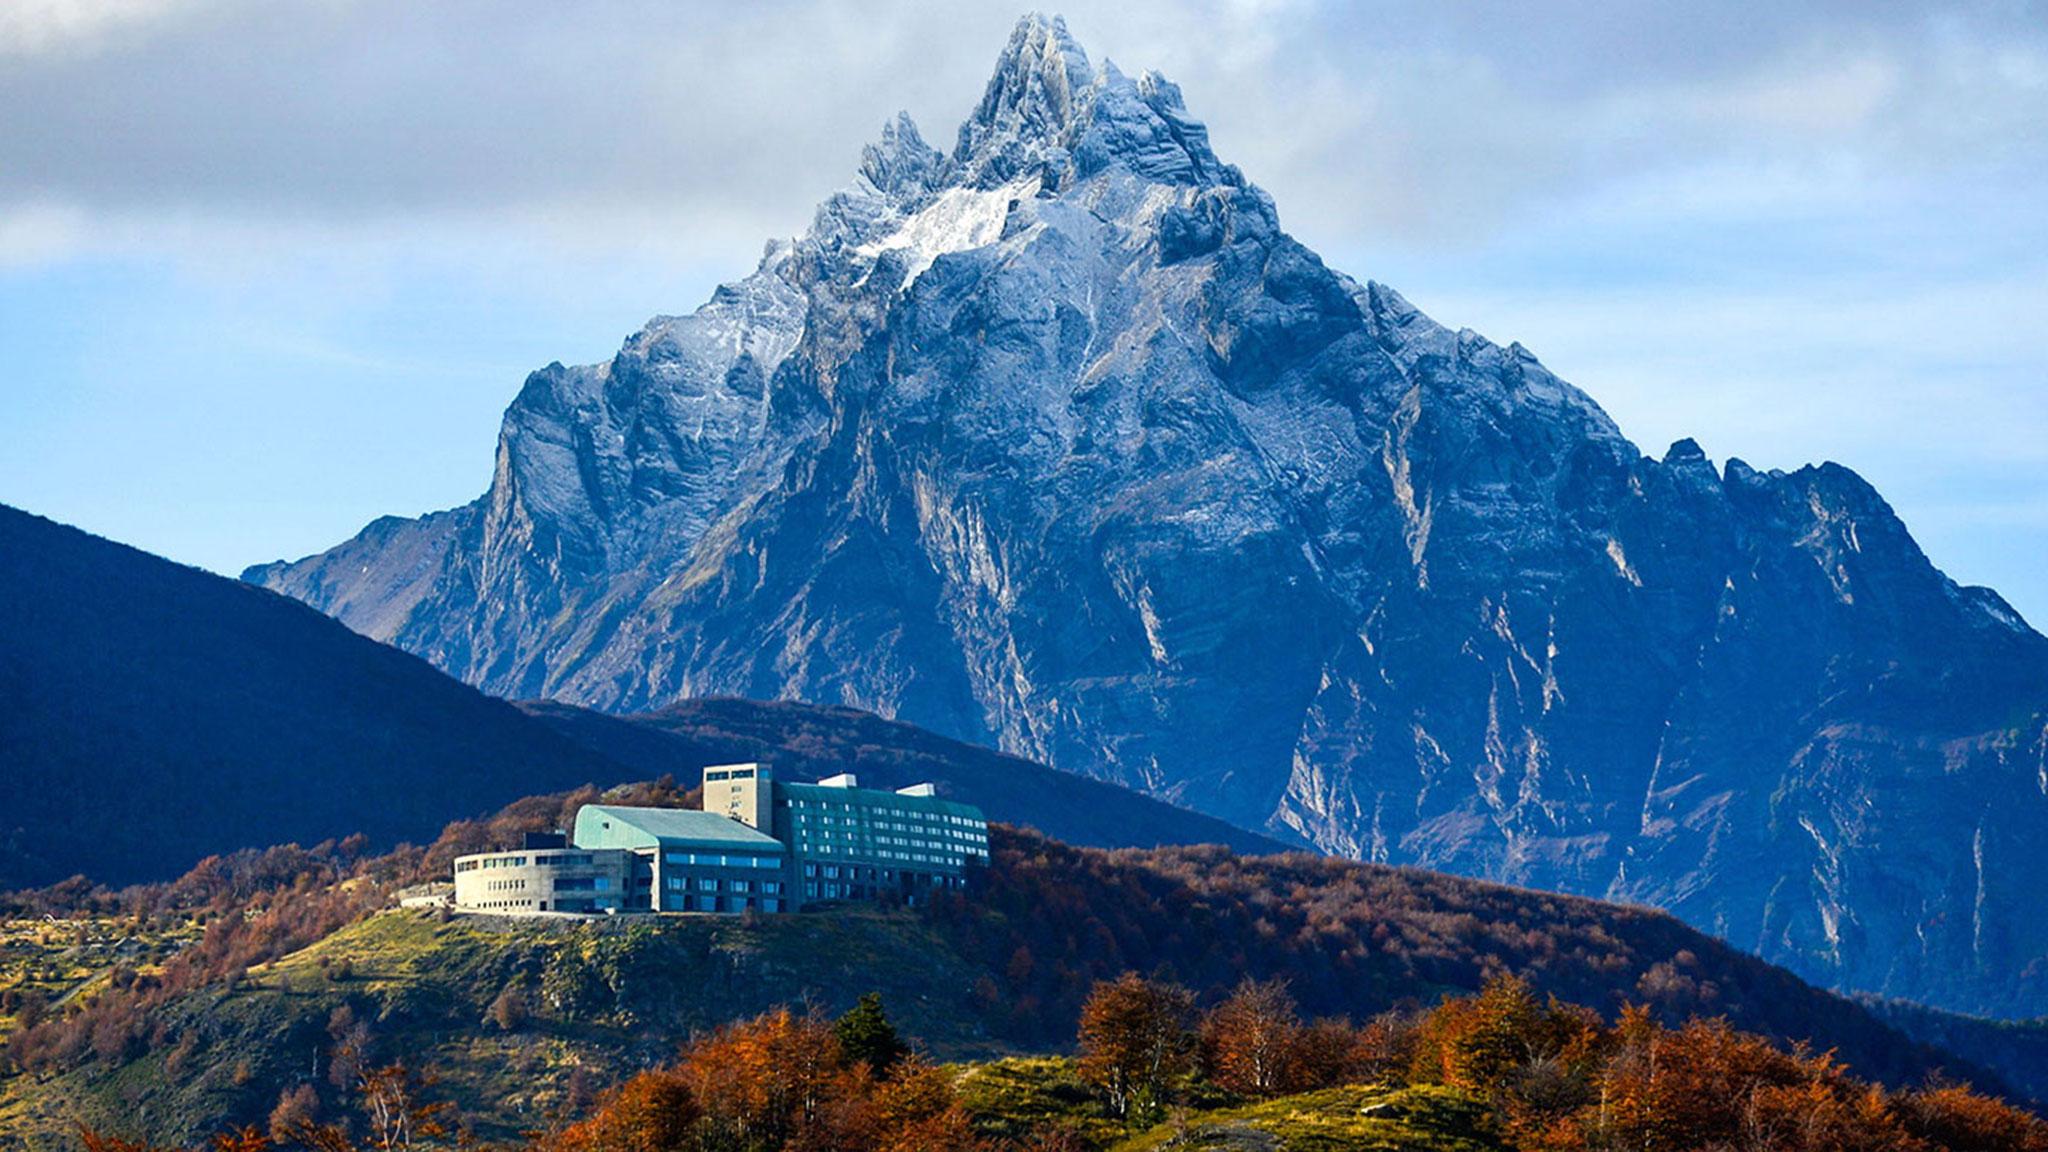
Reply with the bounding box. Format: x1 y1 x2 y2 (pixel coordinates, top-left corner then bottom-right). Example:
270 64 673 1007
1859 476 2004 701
2 783 2035 1145
518 973 2048 1152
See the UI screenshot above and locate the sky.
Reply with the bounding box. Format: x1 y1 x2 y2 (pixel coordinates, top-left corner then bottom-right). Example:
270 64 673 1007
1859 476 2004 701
3 0 2046 620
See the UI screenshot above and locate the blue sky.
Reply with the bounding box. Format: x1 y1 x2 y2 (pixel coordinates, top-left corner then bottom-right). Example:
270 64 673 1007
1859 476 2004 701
3 1 2046 620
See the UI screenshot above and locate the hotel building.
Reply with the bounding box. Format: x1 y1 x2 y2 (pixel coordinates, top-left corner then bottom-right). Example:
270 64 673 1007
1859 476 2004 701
450 764 989 916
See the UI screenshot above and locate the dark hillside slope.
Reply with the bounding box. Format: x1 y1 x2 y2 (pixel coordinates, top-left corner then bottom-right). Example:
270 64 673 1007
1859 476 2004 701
0 504 1278 891
0 504 643 889
940 831 1998 1097
522 698 1293 855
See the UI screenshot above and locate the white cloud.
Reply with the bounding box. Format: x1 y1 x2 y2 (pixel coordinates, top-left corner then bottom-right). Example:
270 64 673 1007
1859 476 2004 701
0 0 199 57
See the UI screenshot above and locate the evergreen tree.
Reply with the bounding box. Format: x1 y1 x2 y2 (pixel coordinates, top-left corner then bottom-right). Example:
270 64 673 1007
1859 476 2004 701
834 992 907 1075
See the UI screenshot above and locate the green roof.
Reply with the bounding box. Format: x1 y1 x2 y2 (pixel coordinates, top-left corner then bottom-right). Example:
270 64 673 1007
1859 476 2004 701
573 805 784 852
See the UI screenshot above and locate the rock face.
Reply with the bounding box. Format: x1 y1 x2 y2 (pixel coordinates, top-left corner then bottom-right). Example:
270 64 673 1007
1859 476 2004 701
249 16 2048 1018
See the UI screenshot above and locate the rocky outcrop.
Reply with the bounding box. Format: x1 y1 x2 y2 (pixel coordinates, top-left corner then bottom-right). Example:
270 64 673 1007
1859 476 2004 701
249 16 2048 1018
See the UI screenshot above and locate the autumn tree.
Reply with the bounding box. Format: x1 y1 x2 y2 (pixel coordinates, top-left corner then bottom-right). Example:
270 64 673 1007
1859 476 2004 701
1410 975 1599 1101
268 1084 322 1144
1897 1079 2048 1152
1202 978 1301 1098
283 1059 454 1152
488 984 529 1032
675 1007 850 1149
542 1069 700 1152
1075 974 1196 1121
1290 1016 1377 1092
76 1130 184 1152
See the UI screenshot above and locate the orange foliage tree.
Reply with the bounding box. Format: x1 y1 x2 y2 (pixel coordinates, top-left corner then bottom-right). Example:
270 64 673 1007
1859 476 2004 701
1074 974 1196 1120
1201 978 1302 1098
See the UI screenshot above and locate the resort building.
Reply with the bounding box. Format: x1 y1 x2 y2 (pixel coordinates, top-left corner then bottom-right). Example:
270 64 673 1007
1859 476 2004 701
449 764 989 916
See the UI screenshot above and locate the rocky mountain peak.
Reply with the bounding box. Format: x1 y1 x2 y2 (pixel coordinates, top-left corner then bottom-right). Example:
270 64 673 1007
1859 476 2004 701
858 111 946 201
951 13 1233 192
953 14 1093 182
249 15 2048 1022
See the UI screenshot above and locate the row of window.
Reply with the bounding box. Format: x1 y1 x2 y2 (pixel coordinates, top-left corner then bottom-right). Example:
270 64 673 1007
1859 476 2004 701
458 852 608 874
669 894 782 914
798 812 969 828
456 854 530 873
662 851 780 868
665 876 784 895
794 840 984 867
483 878 528 892
787 798 983 827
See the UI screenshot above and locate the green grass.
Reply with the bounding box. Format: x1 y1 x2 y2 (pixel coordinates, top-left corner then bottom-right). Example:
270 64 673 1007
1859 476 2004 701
0 915 200 1038
953 1056 1128 1148
1110 1084 1506 1152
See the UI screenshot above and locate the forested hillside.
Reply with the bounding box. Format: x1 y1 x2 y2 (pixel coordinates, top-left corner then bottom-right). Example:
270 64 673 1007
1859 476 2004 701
2 786 2032 1145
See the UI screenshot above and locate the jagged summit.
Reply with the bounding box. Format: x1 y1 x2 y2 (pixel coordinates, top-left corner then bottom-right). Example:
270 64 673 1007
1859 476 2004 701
946 12 1237 192
858 111 945 200
251 15 2048 1021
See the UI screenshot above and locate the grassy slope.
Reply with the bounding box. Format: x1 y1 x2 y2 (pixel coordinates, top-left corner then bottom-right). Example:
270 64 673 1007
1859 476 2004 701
1 908 1002 1148
1113 1084 1505 1152
951 1057 1505 1152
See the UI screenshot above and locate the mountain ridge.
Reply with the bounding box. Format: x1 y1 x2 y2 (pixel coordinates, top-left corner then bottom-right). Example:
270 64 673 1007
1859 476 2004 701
0 501 1284 892
246 14 2048 1019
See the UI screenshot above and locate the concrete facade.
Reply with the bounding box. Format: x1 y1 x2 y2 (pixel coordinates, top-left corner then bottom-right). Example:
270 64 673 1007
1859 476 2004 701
451 846 631 914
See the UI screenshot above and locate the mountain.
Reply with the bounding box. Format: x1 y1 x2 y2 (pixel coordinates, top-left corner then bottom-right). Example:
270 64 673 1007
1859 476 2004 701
0 504 1279 892
247 16 2048 1018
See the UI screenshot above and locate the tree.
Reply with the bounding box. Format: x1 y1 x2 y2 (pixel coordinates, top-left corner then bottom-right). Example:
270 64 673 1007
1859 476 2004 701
677 1007 848 1149
209 1129 273 1152
1075 974 1196 1120
487 984 529 1032
1203 978 1301 1098
268 1084 321 1144
357 1063 452 1151
835 992 908 1075
1898 1079 2048 1152
285 1060 454 1152
1289 1017 1369 1092
543 1069 700 1152
1410 974 1598 1101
